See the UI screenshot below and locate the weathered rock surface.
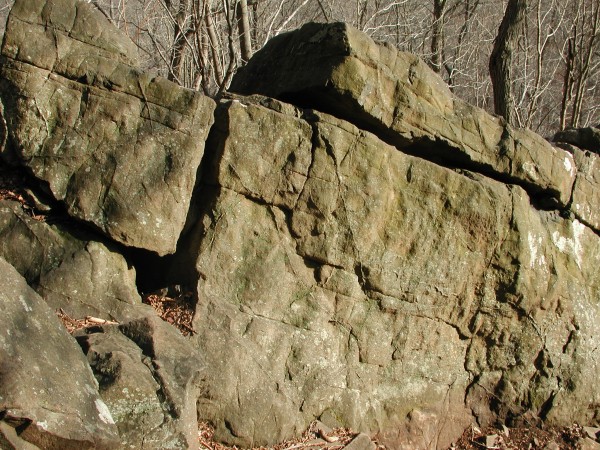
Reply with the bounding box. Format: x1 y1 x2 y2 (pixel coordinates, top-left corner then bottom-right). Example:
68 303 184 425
231 22 576 208
0 0 215 255
553 127 600 234
77 315 204 450
0 256 119 449
1 3 600 450
177 96 600 448
555 126 600 154
0 199 148 321
570 148 600 233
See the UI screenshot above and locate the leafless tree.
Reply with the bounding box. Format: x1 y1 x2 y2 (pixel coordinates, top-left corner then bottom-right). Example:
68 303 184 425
0 0 597 135
489 0 528 125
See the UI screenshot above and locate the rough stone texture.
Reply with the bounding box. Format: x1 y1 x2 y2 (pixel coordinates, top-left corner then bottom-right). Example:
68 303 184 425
231 22 575 208
0 421 42 450
1 5 600 449
344 433 376 450
0 199 81 285
570 148 600 234
555 126 600 154
0 256 119 449
77 316 204 449
0 0 215 255
0 199 148 321
580 438 600 450
177 97 600 448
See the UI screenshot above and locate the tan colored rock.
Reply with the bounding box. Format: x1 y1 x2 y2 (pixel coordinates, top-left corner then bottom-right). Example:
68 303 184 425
0 0 215 255
571 147 600 232
79 316 204 450
176 97 600 448
0 199 148 321
0 421 41 450
231 22 575 207
343 433 375 450
580 437 600 450
555 126 600 154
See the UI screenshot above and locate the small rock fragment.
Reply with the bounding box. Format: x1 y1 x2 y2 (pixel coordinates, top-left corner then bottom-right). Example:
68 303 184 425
343 433 376 450
315 421 339 443
543 442 560 450
485 434 500 449
584 427 600 441
579 437 600 450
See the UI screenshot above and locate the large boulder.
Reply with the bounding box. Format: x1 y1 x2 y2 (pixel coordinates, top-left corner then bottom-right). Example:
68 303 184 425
77 315 204 450
554 127 600 235
569 148 600 233
0 256 119 449
1 4 599 449
0 0 215 255
555 126 600 154
177 96 600 448
0 199 148 321
230 22 575 208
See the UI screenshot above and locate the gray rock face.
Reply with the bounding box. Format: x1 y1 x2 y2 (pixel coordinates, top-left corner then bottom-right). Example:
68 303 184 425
231 22 576 208
0 0 215 255
0 199 148 321
1 5 600 450
78 316 204 450
179 96 600 448
0 256 119 449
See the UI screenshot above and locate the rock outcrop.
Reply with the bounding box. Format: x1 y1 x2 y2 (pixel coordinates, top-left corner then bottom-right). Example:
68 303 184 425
0 0 215 255
230 22 576 209
180 94 600 449
0 256 119 449
0 3 599 450
0 199 147 321
77 315 204 449
554 126 600 234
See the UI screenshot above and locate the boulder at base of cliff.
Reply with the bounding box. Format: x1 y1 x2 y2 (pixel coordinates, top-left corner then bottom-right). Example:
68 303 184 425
77 315 204 450
0 256 119 449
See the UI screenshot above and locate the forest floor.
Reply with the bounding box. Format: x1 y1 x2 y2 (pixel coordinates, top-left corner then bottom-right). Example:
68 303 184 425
196 420 597 450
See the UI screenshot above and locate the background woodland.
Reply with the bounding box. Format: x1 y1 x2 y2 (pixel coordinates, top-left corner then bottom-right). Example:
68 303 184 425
0 0 598 137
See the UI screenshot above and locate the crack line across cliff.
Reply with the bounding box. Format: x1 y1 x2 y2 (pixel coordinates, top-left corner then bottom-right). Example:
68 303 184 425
5 55 193 136
280 92 568 213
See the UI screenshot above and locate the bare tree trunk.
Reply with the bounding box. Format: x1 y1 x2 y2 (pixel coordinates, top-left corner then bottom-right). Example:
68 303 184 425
560 38 575 130
205 7 223 85
218 0 238 96
169 0 191 83
430 0 447 74
237 0 252 64
571 0 599 127
489 0 527 125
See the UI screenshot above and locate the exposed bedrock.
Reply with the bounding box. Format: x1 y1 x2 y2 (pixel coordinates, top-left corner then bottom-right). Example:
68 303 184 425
0 0 215 255
0 4 599 450
174 96 600 448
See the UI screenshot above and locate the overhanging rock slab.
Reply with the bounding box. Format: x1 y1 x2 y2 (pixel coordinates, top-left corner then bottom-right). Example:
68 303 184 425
231 22 575 207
